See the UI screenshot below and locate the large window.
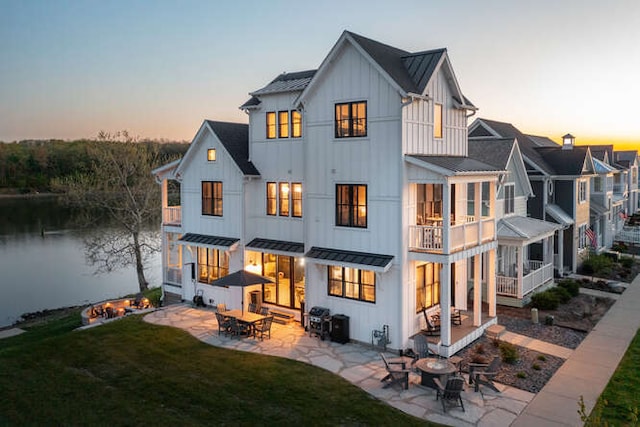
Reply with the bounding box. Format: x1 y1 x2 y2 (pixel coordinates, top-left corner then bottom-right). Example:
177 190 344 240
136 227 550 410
578 180 587 203
335 101 367 138
578 224 588 250
202 181 223 216
292 183 302 217
292 111 302 138
266 182 277 216
504 184 515 215
278 111 289 138
336 184 367 228
246 251 305 309
416 263 441 311
266 112 276 139
328 266 375 303
279 183 290 216
434 103 443 139
416 184 443 224
197 247 229 284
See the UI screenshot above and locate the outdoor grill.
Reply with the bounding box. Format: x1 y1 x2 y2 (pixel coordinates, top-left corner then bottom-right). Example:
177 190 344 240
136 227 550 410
308 306 331 340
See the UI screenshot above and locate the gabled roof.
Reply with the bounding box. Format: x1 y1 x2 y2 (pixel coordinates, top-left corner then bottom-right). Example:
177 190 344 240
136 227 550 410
406 155 503 176
497 216 561 242
525 134 559 148
467 138 515 170
175 120 260 178
614 150 638 168
585 145 614 164
296 31 475 109
535 145 593 176
593 157 617 174
251 70 316 96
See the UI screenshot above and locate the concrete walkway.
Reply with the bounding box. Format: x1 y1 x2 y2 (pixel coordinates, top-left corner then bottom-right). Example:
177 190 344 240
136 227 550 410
0 328 25 340
500 331 573 359
513 273 640 426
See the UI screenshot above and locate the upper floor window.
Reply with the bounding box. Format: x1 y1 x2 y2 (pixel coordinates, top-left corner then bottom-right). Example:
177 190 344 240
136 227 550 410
207 149 216 161
266 181 302 218
416 184 442 225
202 181 223 216
266 182 277 216
292 111 302 138
336 184 367 228
504 184 515 215
578 180 587 203
278 111 289 138
593 177 602 192
434 103 443 139
328 266 375 303
335 101 367 138
266 112 276 139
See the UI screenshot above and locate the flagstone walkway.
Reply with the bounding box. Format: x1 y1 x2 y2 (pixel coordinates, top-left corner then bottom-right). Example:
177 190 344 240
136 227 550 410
145 306 535 426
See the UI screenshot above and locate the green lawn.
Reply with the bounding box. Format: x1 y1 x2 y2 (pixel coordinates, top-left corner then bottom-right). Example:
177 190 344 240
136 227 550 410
0 312 434 426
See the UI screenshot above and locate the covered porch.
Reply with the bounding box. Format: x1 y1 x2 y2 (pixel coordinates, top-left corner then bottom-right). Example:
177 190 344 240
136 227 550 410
495 216 561 307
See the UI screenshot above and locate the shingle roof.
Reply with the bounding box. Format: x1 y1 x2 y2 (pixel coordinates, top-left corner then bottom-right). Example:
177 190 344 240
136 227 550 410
246 238 304 254
407 155 502 174
467 138 515 170
525 135 559 148
205 121 260 176
535 146 591 176
305 246 393 271
250 70 317 96
614 150 638 167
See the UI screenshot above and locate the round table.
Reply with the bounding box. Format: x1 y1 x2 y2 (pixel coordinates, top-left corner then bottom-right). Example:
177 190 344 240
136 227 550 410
414 358 457 389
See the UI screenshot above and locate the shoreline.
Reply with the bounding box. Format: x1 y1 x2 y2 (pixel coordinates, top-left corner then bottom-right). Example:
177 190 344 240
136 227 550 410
0 192 60 199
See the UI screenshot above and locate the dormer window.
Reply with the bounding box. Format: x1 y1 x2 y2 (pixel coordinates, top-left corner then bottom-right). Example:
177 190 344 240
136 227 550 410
434 103 443 139
335 101 367 138
207 149 216 162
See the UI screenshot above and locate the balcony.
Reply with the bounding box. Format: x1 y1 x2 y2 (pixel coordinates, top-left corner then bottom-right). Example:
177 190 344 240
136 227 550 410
496 260 554 299
409 217 495 254
163 206 181 226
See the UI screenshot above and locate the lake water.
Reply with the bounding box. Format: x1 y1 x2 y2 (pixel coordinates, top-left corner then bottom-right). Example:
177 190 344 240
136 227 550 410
0 196 161 327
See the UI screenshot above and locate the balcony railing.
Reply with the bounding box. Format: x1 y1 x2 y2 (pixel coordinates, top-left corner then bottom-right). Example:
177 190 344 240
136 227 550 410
496 261 553 298
409 225 443 251
613 183 628 194
163 206 181 225
409 216 495 253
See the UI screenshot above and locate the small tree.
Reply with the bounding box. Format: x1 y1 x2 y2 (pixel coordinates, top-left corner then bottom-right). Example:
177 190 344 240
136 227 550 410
54 131 163 292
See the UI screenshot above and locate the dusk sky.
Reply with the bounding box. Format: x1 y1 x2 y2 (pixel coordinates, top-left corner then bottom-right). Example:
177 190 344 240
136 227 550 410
2 0 639 150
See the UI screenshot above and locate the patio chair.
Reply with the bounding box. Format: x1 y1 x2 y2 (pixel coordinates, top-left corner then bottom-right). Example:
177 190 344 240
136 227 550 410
105 306 116 319
434 376 465 412
216 303 227 313
228 317 251 338
259 306 270 316
420 307 441 336
380 353 410 390
468 356 501 392
253 316 274 341
451 309 462 326
410 333 433 369
248 303 257 313
215 312 232 336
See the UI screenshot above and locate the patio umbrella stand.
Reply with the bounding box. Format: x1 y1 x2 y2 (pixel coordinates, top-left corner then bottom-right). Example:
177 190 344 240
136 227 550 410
210 270 274 314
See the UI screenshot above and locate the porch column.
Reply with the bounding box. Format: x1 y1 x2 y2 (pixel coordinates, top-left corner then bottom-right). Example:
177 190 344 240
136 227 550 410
161 179 168 222
443 182 451 254
557 229 564 275
487 249 496 317
475 182 482 242
440 263 452 348
517 245 523 299
473 253 482 326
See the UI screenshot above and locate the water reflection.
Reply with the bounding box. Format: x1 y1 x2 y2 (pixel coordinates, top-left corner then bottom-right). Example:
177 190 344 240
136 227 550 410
0 196 161 327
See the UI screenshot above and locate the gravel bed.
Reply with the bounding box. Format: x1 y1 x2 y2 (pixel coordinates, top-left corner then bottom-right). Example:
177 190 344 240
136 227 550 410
497 316 586 349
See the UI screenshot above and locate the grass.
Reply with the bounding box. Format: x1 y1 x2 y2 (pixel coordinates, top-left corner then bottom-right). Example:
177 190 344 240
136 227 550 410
0 312 434 426
590 328 640 425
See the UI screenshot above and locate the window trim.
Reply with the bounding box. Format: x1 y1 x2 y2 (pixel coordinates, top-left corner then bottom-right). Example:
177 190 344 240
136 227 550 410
416 262 441 312
291 182 302 218
291 110 302 138
328 266 375 303
578 180 587 203
266 112 276 139
335 101 367 138
504 183 515 215
279 182 290 216
266 182 277 216
197 247 229 284
335 184 367 228
278 110 289 138
434 103 443 139
207 148 216 162
202 181 223 217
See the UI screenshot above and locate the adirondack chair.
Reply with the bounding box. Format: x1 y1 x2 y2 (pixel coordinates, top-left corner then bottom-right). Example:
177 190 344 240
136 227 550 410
468 356 501 392
434 376 465 412
411 333 433 370
420 307 441 336
380 353 410 390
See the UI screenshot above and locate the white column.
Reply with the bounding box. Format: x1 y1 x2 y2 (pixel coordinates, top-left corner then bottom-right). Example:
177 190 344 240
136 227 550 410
557 229 564 275
161 179 168 223
440 263 451 349
443 183 451 254
487 249 496 317
473 253 482 326
517 245 523 299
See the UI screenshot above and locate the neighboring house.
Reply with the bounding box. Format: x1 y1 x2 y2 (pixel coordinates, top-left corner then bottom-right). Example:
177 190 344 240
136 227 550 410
614 150 640 217
469 119 596 274
589 156 616 251
154 31 504 356
467 138 561 307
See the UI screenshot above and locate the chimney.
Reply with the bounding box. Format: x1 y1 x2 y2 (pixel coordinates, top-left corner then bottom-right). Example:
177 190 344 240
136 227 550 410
562 133 575 150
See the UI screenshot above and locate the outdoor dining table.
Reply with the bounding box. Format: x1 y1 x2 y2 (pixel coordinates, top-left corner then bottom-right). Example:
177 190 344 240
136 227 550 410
223 310 266 336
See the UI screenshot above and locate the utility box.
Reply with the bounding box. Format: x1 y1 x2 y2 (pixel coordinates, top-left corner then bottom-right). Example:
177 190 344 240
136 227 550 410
330 314 350 344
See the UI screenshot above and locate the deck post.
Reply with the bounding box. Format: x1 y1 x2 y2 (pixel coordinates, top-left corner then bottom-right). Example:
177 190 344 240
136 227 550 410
473 253 482 326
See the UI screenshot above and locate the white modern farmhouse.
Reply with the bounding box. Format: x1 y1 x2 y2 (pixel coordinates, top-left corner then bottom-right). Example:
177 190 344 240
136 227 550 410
153 31 505 356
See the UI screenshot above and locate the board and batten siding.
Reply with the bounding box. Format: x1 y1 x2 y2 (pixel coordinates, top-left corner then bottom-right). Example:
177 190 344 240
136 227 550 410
402 71 467 156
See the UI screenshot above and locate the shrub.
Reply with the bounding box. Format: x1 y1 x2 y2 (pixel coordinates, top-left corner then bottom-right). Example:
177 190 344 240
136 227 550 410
471 354 488 364
531 290 559 310
532 363 541 370
499 341 519 364
557 279 580 297
516 372 527 379
582 254 613 278
620 256 635 269
549 286 572 304
537 354 547 362
474 343 485 354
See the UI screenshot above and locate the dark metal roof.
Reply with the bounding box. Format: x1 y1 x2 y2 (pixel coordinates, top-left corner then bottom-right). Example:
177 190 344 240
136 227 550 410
239 96 261 109
402 48 446 94
246 238 304 254
467 138 515 170
305 246 394 270
178 233 240 248
407 155 502 174
205 121 260 176
250 69 317 96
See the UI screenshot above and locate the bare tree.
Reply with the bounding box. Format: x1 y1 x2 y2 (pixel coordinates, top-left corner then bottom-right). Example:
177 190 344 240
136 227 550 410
54 131 163 292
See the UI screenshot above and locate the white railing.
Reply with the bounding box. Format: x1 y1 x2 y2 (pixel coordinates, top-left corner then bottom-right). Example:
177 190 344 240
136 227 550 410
496 261 553 298
409 225 443 251
163 206 181 225
165 267 182 284
617 226 640 244
481 218 495 242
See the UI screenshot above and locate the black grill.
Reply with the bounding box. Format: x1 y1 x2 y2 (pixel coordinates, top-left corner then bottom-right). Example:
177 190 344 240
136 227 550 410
308 306 330 340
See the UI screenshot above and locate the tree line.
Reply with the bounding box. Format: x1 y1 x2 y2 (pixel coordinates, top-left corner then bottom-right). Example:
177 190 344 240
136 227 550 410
0 137 188 194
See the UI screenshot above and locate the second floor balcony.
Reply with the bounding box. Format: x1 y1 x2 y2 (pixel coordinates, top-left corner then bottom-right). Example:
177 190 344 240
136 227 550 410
409 216 495 253
163 206 182 226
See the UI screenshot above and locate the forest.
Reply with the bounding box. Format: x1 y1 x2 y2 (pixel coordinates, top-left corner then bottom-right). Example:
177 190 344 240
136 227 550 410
0 139 189 194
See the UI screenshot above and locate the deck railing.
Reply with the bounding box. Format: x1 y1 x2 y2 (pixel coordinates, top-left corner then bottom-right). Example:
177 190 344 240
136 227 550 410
496 261 553 298
409 216 495 253
163 206 181 225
